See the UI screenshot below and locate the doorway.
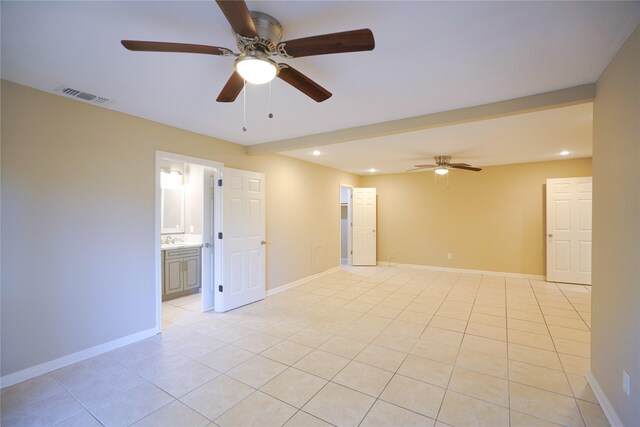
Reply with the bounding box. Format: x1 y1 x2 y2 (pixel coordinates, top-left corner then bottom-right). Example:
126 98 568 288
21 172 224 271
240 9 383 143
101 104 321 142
340 185 353 265
155 151 222 333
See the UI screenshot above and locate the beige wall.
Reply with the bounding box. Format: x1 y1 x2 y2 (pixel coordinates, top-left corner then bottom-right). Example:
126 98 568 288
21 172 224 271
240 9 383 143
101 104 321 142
0 80 358 377
360 158 592 275
592 24 640 426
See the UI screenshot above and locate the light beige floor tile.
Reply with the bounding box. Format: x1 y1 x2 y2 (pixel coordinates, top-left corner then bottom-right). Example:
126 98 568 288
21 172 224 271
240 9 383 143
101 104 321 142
567 374 598 403
559 353 590 376
576 399 611 427
455 349 508 379
461 334 507 358
509 360 573 396
508 342 563 371
508 318 550 335
411 339 460 365
384 319 427 337
232 332 282 353
428 315 468 332
303 382 375 427
226 355 288 388
396 310 433 325
379 374 445 418
0 374 64 415
54 411 103 427
371 331 417 353
342 300 375 313
197 345 253 372
264 321 305 339
397 354 453 388
293 349 350 380
360 400 435 427
510 410 564 427
554 337 591 358
318 335 367 359
283 411 332 427
473 304 506 317
541 306 583 320
180 375 254 421
132 400 209 427
355 344 407 372
215 391 296 427
288 328 334 348
368 304 403 318
108 340 166 366
549 325 591 343
509 382 585 427
125 348 193 380
448 367 509 407
333 361 394 397
544 314 590 330
508 329 555 351
261 367 327 408
465 322 507 341
437 390 509 427
260 339 313 365
151 360 220 398
91 382 173 427
421 327 464 347
1 391 84 427
507 309 545 323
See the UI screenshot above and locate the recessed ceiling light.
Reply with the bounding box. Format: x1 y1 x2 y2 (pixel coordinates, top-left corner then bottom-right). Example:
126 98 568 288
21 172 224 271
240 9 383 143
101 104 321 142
312 150 321 156
368 168 377 173
560 150 570 156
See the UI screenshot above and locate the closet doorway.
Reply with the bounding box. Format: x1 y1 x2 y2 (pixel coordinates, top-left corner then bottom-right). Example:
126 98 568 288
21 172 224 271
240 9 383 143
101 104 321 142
340 185 353 265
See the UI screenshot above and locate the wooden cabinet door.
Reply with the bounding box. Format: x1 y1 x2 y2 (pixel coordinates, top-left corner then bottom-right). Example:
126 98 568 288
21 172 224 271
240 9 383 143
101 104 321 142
164 258 183 295
183 256 201 290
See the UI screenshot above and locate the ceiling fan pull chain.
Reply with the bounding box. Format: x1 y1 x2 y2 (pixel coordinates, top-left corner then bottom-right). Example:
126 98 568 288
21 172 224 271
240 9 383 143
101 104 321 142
242 79 247 132
268 81 273 119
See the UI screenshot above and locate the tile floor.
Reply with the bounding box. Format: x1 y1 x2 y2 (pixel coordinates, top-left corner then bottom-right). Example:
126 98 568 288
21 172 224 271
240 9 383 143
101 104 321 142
1 266 609 427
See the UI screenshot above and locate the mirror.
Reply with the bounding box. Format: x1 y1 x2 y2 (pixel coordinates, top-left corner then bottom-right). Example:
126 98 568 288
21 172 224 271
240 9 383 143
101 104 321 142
161 187 184 233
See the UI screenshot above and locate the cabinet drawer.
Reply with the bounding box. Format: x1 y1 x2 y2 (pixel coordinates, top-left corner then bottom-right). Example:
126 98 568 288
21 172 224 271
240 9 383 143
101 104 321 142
165 247 200 259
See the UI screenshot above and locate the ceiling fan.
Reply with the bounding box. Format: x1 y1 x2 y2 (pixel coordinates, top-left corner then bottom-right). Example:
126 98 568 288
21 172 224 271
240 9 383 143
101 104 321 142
121 0 375 103
410 156 482 175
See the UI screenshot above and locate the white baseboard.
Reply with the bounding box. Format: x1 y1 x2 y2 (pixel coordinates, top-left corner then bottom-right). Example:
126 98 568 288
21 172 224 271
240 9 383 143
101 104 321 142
266 266 341 297
377 261 546 280
1 327 158 389
586 371 624 427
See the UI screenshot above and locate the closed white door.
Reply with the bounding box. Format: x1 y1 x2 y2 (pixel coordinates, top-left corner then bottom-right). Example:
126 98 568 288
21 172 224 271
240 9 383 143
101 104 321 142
353 188 377 266
219 168 266 312
546 177 592 284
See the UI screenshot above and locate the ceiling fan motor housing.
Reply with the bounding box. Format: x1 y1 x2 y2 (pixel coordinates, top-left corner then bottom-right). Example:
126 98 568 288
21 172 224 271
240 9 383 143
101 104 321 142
435 155 452 165
235 11 283 54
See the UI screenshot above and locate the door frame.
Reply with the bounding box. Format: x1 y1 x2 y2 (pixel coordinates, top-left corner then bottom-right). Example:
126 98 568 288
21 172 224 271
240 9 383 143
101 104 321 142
155 151 223 333
339 184 354 266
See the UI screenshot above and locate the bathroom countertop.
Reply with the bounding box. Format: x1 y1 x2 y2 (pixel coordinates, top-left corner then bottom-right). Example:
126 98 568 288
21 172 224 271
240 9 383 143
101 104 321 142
161 242 203 250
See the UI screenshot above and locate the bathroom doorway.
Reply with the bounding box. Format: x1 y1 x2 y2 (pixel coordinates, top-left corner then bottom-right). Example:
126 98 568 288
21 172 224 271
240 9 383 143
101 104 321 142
340 185 353 266
155 151 222 332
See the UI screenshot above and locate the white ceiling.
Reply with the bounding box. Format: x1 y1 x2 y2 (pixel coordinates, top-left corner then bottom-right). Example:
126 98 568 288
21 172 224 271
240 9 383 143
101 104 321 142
2 1 639 172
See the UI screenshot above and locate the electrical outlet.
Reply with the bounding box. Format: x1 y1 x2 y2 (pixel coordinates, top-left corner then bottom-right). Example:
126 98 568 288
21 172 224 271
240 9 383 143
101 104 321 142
447 253 452 260
623 370 630 396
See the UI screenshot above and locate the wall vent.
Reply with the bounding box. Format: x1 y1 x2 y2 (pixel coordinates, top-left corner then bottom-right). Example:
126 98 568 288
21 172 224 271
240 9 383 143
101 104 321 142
54 86 113 106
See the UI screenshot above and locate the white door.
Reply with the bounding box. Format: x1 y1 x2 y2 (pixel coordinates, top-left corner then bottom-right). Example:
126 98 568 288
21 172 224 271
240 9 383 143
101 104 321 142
218 167 266 312
546 177 592 284
353 188 377 266
201 167 218 311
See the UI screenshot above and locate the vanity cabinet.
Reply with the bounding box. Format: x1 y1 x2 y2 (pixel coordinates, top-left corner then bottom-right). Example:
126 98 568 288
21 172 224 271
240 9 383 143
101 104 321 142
163 247 201 300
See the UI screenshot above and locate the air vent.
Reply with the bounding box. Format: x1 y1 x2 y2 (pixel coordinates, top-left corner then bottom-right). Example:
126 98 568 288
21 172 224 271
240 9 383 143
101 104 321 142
54 86 113 106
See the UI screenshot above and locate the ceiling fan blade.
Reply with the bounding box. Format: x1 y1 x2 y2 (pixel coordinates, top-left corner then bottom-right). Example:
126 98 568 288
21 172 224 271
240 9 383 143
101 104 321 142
407 167 432 172
277 64 332 102
215 0 257 38
414 164 436 168
277 28 374 58
216 71 244 103
448 162 471 167
450 165 482 172
121 40 232 56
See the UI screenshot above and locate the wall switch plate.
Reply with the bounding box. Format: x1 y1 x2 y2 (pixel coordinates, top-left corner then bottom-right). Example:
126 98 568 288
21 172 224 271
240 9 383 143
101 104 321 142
623 370 630 396
447 253 452 260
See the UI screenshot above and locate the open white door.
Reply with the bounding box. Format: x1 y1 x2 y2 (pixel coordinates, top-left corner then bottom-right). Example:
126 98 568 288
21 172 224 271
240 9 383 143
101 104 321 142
546 177 592 284
201 167 217 311
218 167 266 312
353 187 377 266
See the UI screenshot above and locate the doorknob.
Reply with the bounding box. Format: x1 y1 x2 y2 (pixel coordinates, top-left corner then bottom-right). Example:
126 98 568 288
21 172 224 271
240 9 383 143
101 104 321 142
261 241 267 245
204 243 212 248
547 234 553 238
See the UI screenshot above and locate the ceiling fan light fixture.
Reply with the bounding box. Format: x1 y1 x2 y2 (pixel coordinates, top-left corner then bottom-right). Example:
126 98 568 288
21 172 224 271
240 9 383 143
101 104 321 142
235 55 278 85
435 166 449 175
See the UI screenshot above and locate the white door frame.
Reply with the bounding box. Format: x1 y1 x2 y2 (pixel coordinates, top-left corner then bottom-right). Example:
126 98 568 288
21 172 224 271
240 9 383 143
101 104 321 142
155 151 223 333
339 184 354 266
